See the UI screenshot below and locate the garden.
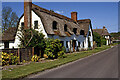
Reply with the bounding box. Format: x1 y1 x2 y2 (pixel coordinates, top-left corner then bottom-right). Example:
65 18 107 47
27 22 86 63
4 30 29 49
1 29 117 79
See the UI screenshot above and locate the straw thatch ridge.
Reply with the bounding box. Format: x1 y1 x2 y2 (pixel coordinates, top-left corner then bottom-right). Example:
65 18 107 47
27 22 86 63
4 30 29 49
0 27 17 41
93 28 110 36
32 3 83 37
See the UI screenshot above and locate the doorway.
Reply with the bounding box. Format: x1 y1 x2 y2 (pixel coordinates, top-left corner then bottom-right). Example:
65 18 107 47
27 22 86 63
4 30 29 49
72 40 76 52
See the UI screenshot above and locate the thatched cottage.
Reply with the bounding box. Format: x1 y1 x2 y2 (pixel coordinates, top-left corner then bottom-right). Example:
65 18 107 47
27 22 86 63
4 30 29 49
0 2 94 52
93 26 111 45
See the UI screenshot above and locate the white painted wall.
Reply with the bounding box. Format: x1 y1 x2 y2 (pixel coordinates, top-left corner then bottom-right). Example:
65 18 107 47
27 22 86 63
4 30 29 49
9 41 14 48
0 42 4 49
14 10 48 48
31 11 48 38
104 35 111 45
105 36 110 39
84 37 88 49
14 16 24 48
83 25 93 50
89 26 93 48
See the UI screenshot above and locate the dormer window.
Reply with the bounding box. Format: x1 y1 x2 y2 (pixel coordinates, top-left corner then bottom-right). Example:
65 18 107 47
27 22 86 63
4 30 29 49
53 21 57 30
73 28 77 34
64 24 67 32
80 30 84 35
21 22 24 30
34 21 38 29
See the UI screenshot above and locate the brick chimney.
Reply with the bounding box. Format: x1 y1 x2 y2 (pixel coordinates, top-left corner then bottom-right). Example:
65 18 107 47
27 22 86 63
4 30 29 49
103 26 106 29
24 0 32 29
71 12 77 22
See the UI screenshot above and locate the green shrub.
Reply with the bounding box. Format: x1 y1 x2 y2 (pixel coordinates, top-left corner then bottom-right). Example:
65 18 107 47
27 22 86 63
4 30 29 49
2 52 19 66
9 53 19 65
44 38 65 59
93 32 101 47
101 37 106 45
31 55 39 62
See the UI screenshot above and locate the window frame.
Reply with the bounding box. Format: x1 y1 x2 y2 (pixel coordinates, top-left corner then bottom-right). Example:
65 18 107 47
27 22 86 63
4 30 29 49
34 20 38 29
66 41 68 48
21 22 24 30
83 42 84 48
73 28 77 34
4 42 9 49
78 42 80 47
80 30 84 35
53 21 57 30
64 24 67 32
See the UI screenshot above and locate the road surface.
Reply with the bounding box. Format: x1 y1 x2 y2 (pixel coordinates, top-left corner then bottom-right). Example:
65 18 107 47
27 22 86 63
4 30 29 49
27 45 119 78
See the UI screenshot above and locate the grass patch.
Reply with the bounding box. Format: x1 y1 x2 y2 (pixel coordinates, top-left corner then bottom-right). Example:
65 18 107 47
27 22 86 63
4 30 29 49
2 45 111 79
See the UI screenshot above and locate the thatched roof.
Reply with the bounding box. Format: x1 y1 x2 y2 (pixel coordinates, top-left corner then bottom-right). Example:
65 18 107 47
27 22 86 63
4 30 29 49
0 27 17 41
1 3 92 41
93 27 110 36
77 19 91 36
32 3 91 37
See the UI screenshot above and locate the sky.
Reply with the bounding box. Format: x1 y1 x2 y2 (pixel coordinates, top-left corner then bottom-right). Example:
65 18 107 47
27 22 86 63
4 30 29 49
2 2 118 33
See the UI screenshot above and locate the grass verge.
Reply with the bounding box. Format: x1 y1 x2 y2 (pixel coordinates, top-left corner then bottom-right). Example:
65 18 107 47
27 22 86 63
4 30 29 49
2 45 112 79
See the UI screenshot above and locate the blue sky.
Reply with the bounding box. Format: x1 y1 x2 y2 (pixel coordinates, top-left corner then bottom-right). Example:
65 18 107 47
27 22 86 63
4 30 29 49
2 2 118 33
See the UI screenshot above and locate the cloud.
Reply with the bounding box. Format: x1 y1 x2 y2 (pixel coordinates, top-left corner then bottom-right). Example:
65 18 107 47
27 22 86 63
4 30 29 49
55 11 64 14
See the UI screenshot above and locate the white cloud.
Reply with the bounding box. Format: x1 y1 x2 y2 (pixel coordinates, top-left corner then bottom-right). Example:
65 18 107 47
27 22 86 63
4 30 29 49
55 11 64 14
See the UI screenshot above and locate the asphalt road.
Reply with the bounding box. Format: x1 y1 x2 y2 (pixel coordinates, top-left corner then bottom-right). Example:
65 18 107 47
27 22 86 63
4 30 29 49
27 45 119 78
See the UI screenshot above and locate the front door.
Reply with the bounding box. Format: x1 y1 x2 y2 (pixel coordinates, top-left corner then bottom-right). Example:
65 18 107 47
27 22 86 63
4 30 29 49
73 40 76 52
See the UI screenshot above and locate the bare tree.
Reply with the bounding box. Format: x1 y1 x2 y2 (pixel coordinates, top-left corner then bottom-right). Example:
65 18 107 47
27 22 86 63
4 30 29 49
2 6 19 32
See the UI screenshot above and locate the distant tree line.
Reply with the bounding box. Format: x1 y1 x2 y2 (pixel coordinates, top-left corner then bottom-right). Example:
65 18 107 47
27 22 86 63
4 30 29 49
2 6 19 32
110 32 120 40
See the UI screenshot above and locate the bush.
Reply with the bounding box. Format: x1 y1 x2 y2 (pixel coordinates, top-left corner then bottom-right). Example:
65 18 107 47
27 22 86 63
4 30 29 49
18 29 46 57
44 38 65 59
9 53 19 65
93 32 101 47
31 55 39 62
101 37 106 45
43 54 48 59
2 52 19 66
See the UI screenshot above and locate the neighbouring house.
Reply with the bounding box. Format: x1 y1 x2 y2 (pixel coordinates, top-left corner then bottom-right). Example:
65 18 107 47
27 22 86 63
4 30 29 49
0 27 17 49
93 26 111 45
0 2 94 52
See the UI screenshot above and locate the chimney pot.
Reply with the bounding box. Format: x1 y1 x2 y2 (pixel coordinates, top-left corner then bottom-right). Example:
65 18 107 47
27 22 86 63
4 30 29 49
71 12 77 22
103 26 106 29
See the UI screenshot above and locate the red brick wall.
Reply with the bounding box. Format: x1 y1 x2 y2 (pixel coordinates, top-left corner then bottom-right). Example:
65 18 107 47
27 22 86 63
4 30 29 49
24 1 32 29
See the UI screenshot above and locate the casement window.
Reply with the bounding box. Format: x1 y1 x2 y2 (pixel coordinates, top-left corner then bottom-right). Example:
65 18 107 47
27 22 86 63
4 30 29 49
78 42 80 47
83 42 84 48
4 42 9 48
64 24 67 32
21 22 24 30
53 21 57 30
73 28 77 34
66 41 68 48
80 30 84 35
34 21 38 29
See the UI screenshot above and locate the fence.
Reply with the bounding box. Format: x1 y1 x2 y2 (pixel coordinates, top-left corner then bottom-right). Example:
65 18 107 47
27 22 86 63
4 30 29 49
2 47 34 62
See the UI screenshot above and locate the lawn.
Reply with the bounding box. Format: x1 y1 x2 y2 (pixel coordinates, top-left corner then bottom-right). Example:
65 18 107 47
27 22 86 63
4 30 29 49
2 45 112 79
